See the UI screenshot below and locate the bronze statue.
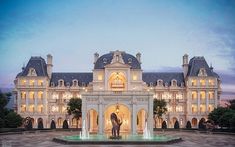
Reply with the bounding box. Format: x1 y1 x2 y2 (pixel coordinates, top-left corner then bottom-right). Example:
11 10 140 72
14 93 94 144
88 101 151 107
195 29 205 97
110 113 122 138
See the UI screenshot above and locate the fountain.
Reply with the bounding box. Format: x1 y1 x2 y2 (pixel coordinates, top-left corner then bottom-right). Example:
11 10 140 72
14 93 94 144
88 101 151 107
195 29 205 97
80 119 89 139
143 121 151 139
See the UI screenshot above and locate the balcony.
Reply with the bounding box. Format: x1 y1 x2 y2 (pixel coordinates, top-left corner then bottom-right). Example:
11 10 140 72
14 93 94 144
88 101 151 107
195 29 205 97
17 84 45 89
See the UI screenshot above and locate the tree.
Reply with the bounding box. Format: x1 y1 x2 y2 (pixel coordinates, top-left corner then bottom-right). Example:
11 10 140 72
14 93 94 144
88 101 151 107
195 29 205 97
198 118 206 130
162 121 167 129
186 121 192 129
5 112 23 128
50 120 56 129
25 118 33 130
174 120 180 129
0 117 5 128
230 114 235 129
153 99 167 128
67 98 82 128
218 109 235 128
208 107 228 125
0 92 10 119
228 99 235 110
62 120 69 129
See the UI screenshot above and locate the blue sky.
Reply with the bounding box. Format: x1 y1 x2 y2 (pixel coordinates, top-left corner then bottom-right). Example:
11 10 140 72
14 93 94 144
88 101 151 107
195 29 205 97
0 0 235 99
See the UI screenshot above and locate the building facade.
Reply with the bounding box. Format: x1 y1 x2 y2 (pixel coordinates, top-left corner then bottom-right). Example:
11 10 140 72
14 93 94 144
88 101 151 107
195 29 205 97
13 50 221 134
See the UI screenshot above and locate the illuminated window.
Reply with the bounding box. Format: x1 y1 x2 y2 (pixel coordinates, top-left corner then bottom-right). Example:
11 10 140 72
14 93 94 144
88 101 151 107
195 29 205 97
192 91 197 100
38 80 43 86
51 106 59 112
98 75 103 81
58 80 64 87
208 105 214 112
167 105 172 112
209 79 214 86
176 93 183 99
73 80 78 86
200 91 206 99
37 105 43 113
200 79 206 86
21 92 26 99
38 91 43 99
21 80 26 85
209 91 214 99
176 106 183 112
162 92 172 99
192 105 197 113
133 75 137 81
171 79 177 86
29 92 35 99
200 104 206 112
29 105 35 112
29 80 35 86
157 80 163 86
52 93 59 99
191 79 197 86
63 92 72 99
109 72 125 91
21 105 26 112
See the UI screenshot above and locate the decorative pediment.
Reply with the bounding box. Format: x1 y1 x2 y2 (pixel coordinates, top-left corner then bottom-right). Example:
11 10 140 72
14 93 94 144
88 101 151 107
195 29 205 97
111 50 125 64
27 68 37 76
198 68 207 76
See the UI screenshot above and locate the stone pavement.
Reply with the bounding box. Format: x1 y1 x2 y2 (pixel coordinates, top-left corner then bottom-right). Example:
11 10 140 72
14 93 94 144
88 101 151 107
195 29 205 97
0 130 235 147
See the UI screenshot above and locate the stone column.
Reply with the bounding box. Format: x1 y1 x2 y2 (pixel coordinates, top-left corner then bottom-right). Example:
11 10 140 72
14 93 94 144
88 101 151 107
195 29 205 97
206 91 209 112
43 91 46 114
197 90 200 114
132 96 137 134
17 91 21 113
35 91 38 113
215 90 218 108
98 96 103 134
148 95 153 135
26 91 29 112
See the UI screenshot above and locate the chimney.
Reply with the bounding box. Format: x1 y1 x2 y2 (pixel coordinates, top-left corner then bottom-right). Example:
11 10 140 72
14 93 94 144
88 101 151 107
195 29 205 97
182 54 188 78
47 54 53 79
136 52 141 64
94 52 99 64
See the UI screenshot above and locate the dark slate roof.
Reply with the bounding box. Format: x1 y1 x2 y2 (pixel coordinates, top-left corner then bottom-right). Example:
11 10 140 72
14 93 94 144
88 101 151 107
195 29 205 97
142 72 185 86
94 52 141 69
50 72 93 86
16 56 48 77
187 56 219 77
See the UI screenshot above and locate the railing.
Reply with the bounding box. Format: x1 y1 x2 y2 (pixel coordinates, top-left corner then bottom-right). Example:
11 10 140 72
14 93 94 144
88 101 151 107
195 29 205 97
17 84 45 88
82 91 153 95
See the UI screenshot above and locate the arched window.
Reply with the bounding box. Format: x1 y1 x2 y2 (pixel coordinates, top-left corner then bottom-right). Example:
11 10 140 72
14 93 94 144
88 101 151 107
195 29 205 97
58 79 64 87
73 80 78 87
103 58 107 64
171 79 177 86
157 79 163 86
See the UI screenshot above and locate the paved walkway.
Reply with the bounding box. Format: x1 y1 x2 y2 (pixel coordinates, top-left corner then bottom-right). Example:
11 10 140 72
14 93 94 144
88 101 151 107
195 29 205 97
0 131 235 147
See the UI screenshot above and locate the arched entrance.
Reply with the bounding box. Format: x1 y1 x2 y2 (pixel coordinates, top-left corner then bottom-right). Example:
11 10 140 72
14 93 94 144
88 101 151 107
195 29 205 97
104 104 131 133
192 118 198 127
108 72 126 91
87 109 98 133
137 109 147 133
57 117 62 128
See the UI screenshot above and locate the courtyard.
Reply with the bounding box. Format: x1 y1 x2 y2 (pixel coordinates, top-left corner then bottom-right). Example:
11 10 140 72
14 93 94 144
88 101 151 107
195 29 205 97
0 130 234 147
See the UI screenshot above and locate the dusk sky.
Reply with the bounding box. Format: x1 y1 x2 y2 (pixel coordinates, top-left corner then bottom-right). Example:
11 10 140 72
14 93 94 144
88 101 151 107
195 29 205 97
0 0 235 99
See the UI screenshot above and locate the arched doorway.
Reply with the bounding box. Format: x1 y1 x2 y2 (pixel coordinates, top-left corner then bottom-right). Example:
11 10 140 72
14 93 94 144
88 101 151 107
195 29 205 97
87 109 98 133
37 118 43 129
104 104 131 133
137 109 147 133
57 117 62 128
192 118 197 127
172 117 177 128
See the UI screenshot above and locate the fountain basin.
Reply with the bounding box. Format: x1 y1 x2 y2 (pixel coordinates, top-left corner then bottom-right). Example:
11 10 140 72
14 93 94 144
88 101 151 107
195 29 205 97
53 134 182 145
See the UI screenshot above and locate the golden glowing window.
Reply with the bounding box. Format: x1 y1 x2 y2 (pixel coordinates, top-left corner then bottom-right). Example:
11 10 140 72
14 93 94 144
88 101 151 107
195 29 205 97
98 75 103 81
209 79 214 86
38 80 43 86
133 75 137 81
38 91 43 99
200 79 206 86
21 80 26 85
109 72 126 91
209 91 214 99
200 91 206 99
29 80 35 86
192 91 197 100
176 106 183 112
37 105 43 113
21 92 26 99
208 105 214 112
29 105 34 112
21 105 26 112
51 106 59 112
29 92 35 99
192 105 197 113
191 79 197 86
200 104 206 112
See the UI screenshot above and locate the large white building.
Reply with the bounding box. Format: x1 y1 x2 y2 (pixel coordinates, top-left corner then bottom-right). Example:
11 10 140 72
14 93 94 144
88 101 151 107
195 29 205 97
13 50 221 134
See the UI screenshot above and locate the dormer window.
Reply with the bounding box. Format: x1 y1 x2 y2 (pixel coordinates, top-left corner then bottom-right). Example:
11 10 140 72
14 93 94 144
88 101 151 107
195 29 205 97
58 79 64 87
51 82 55 87
181 82 184 87
128 58 132 63
157 80 163 86
82 82 86 87
171 79 177 87
198 68 207 76
28 68 37 76
103 58 107 64
73 80 78 86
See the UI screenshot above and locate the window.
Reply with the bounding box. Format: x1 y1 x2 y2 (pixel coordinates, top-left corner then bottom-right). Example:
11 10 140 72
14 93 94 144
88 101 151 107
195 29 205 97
28 68 37 76
192 91 197 100
38 80 43 86
198 68 207 76
29 80 35 86
73 80 78 86
200 91 206 99
167 105 172 112
157 80 163 86
200 79 206 86
58 80 64 87
208 105 214 112
200 104 206 112
29 105 35 113
21 105 26 112
209 91 214 99
171 80 177 86
37 105 43 113
21 80 26 85
128 58 132 63
98 75 103 81
191 79 197 86
132 75 137 81
176 93 183 99
51 106 58 112
21 92 26 99
103 58 107 64
162 92 172 99
209 79 214 86
38 91 43 99
176 106 183 112
29 92 35 99
52 93 59 99
192 105 197 113
66 82 70 87
51 82 55 87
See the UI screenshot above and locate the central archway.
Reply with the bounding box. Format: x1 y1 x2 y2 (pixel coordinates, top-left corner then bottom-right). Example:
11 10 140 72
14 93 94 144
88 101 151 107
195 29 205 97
104 104 131 133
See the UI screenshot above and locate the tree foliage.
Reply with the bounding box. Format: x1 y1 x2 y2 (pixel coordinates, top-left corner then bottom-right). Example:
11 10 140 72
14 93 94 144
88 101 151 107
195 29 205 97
5 112 23 128
153 99 167 118
228 99 235 110
208 107 228 125
198 118 206 129
174 120 180 129
62 120 69 129
67 98 82 128
186 121 192 129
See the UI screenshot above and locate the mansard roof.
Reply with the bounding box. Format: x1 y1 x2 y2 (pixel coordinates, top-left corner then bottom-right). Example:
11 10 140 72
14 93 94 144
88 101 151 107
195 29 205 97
187 56 219 78
94 52 141 69
142 72 185 86
50 72 93 86
16 56 48 77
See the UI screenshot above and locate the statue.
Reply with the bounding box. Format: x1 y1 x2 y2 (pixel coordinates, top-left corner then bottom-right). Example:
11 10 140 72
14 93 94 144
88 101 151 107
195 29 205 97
110 113 122 139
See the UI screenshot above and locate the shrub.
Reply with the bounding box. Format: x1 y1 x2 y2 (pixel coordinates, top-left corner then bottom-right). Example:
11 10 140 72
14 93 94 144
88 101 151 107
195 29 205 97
38 120 44 129
186 121 192 129
0 117 5 128
62 120 69 129
198 118 206 129
50 120 56 129
25 119 33 130
174 120 179 129
162 121 167 129
5 112 23 128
